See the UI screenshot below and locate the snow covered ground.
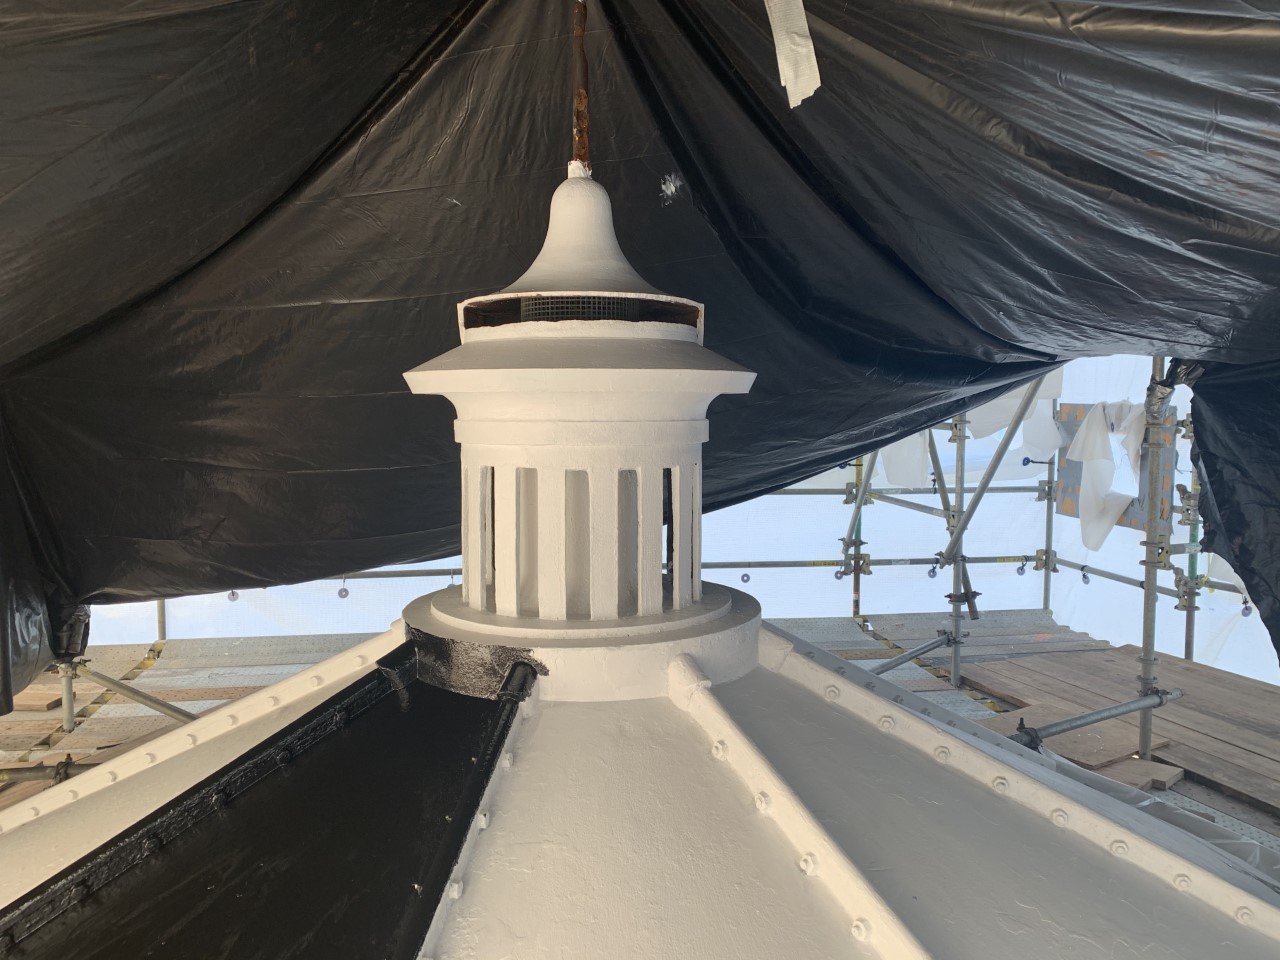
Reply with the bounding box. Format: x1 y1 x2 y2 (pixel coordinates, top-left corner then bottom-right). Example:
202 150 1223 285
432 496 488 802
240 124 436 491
89 356 1279 686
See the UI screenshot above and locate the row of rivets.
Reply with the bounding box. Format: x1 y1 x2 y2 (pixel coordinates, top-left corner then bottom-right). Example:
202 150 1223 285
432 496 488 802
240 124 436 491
806 656 1269 937
703 671 886 950
1 646 395 833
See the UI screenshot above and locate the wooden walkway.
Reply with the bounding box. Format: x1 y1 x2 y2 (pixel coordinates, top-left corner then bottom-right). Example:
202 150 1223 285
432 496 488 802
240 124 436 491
939 643 1280 816
867 608 1110 660
856 608 1280 818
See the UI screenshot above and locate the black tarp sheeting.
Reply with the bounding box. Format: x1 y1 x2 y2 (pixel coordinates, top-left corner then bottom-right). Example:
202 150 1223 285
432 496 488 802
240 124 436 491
3 0 1280 702
3 646 521 959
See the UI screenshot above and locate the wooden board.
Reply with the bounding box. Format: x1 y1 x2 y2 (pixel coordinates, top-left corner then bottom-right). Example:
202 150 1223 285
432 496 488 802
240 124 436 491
922 638 1109 662
947 654 1280 815
1154 743 1280 819
0 717 62 753
991 649 1280 768
0 781 52 813
889 674 953 693
978 702 1166 769
11 686 62 711
1099 758 1184 791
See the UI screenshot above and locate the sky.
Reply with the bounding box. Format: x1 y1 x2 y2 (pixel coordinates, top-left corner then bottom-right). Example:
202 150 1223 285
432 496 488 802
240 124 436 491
88 355 1279 686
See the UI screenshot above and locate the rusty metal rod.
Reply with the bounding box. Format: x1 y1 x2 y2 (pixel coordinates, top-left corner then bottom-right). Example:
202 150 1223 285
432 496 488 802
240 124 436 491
572 0 590 166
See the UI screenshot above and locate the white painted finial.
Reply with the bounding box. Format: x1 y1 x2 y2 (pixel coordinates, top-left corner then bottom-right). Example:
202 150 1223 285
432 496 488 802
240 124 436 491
500 171 657 297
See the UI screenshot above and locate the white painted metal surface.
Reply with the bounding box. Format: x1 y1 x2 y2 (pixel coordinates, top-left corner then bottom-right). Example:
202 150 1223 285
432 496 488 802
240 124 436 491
0 625 404 906
419 628 1280 959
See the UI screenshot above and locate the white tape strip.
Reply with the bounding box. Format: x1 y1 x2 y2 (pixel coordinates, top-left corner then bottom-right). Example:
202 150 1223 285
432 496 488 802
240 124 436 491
763 0 821 108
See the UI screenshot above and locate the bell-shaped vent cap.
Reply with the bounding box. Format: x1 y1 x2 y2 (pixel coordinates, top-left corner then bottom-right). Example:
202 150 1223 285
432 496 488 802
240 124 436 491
460 162 701 331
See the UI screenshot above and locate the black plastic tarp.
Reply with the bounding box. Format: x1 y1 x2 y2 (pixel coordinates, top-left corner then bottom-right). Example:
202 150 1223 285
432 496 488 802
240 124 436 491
3 0 1280 705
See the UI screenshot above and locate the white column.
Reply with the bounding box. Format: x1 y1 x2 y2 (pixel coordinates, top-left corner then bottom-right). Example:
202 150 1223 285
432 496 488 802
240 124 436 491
494 465 519 617
481 465 494 593
590 468 619 620
673 463 694 609
565 470 591 619
538 468 568 620
617 470 639 617
691 462 703 602
463 462 484 609
637 466 664 616
517 468 539 616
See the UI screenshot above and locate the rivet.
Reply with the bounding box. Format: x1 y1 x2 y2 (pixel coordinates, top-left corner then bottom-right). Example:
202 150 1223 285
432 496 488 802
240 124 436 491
711 740 728 761
878 716 895 730
892 695 904 704
850 918 871 942
864 681 876 691
754 791 772 813
476 811 489 830
28 807 40 818
227 714 239 727
921 708 932 716
447 881 464 901
1050 808 1069 826
1173 874 1191 891
824 685 840 701
311 675 323 687
145 752 157 764
186 733 199 746
991 776 1009 794
107 771 118 783
1110 840 1129 856
354 654 368 666
837 667 847 676
933 746 951 762
798 853 819 876
268 696 281 707
67 790 79 801
1236 906 1255 926
501 752 514 769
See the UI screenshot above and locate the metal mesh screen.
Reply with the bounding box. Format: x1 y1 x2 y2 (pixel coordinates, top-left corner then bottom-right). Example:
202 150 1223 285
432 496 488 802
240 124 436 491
519 296 639 322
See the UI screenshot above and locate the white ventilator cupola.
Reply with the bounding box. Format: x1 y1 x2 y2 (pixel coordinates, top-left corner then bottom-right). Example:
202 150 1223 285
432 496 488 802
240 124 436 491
401 160 758 698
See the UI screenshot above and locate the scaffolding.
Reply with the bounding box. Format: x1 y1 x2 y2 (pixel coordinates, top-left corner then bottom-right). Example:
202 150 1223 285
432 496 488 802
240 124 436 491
108 361 1243 757
831 361 1244 758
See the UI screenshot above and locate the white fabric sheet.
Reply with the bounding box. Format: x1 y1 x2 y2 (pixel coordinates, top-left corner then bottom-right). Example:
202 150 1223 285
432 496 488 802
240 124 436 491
1066 401 1145 549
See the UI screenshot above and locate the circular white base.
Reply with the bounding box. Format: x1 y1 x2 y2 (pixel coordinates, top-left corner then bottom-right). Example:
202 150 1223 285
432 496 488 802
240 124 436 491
404 583 761 702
